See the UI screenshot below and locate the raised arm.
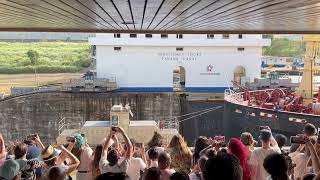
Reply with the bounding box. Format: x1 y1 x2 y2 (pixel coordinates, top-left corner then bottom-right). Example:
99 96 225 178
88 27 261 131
34 134 45 151
102 129 115 158
305 136 320 173
112 134 120 152
0 134 6 160
118 127 133 159
60 145 80 174
141 143 147 165
57 139 77 165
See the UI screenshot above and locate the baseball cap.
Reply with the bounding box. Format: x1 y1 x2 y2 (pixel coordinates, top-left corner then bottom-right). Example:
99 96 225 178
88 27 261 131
259 130 272 141
0 159 27 180
26 145 40 160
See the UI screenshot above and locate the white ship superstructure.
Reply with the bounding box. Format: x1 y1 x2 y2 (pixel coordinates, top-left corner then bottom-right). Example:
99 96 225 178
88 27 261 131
89 34 270 92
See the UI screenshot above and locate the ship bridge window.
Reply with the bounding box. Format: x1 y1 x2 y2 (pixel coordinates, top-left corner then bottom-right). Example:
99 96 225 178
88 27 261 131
130 34 137 38
145 34 153 38
114 47 122 51
238 34 243 39
237 47 245 52
207 34 215 39
161 34 168 39
176 34 183 39
223 34 230 39
114 33 121 38
176 47 183 51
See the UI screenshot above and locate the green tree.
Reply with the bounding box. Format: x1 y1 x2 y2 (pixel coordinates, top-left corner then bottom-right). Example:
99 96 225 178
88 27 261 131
27 50 39 65
263 38 305 58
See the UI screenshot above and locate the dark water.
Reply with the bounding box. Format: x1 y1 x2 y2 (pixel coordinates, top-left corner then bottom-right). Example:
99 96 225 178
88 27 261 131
181 100 224 145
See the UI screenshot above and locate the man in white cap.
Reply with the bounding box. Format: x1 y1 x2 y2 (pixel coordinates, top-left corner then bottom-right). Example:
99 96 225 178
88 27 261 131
0 159 27 180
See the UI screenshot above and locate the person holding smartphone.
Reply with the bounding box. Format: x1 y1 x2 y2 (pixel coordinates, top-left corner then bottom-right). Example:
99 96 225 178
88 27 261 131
66 133 93 180
248 127 281 180
99 126 133 174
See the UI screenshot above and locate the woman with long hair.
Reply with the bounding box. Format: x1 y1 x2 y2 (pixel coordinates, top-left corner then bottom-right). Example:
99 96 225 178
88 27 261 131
192 136 209 167
240 132 256 160
147 131 165 150
91 144 103 179
167 134 192 174
146 131 165 165
228 138 251 180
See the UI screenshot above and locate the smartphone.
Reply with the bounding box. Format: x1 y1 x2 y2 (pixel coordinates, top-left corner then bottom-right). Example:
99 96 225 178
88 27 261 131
214 136 225 143
26 134 36 141
136 143 143 148
290 136 305 144
259 126 269 131
66 136 76 142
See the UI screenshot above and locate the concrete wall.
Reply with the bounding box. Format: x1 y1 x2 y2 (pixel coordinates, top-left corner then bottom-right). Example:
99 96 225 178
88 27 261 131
0 92 181 144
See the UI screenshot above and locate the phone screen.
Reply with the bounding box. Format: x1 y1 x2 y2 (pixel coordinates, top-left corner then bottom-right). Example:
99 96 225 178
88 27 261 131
290 136 305 144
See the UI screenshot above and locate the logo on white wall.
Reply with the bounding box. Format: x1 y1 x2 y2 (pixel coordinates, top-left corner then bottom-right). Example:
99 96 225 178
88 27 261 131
207 64 214 72
200 64 221 76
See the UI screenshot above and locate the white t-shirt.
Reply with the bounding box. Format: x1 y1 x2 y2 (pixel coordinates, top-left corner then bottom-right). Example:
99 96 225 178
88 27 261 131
248 146 281 180
289 152 308 179
189 172 203 180
76 146 93 180
99 156 130 174
125 157 147 180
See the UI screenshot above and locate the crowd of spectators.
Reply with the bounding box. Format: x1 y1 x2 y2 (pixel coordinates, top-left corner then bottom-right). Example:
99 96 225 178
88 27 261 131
1 123 320 180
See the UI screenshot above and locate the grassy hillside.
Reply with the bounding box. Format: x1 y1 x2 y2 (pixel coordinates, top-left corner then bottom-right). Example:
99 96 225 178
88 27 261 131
0 42 91 73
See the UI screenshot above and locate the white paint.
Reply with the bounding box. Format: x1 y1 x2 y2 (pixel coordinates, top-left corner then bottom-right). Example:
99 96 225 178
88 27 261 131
90 34 270 91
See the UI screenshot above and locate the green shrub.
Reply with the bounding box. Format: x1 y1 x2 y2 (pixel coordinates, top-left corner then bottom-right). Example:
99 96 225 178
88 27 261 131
0 42 91 74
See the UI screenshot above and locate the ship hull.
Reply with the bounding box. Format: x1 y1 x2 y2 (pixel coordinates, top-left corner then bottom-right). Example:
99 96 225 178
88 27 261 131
223 98 320 140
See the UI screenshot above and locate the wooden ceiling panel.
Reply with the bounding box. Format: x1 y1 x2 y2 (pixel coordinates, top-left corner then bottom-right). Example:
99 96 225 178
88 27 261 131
110 0 135 30
140 0 166 30
1 0 320 33
0 1 92 28
146 0 181 30
94 0 128 30
157 0 217 30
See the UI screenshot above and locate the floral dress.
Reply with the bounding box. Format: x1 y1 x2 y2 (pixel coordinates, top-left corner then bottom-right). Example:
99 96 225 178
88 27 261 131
21 159 44 179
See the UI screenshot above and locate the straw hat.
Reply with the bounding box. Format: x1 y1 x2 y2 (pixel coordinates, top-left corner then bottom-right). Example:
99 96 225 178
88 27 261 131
41 145 59 161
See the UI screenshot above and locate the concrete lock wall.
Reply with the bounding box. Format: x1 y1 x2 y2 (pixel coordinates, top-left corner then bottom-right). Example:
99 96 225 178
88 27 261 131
0 92 181 144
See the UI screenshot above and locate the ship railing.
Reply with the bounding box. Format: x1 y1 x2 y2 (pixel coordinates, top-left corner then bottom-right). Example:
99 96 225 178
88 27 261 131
58 117 85 135
224 89 244 104
157 119 179 131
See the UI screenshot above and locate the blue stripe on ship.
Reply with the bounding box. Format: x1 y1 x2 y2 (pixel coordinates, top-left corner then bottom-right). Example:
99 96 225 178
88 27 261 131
118 87 231 92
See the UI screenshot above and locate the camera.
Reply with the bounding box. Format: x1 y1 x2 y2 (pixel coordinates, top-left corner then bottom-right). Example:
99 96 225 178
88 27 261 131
290 136 305 144
66 136 76 142
214 136 225 143
259 126 269 131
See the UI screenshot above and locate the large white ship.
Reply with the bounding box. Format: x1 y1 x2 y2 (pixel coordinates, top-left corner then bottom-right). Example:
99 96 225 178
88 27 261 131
89 34 270 92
